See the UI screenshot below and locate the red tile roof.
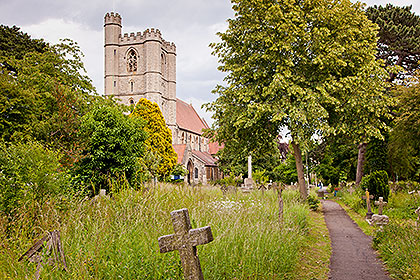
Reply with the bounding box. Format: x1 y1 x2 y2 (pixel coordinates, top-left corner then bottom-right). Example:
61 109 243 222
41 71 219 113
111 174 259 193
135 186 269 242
192 150 218 166
176 99 208 135
173 144 186 164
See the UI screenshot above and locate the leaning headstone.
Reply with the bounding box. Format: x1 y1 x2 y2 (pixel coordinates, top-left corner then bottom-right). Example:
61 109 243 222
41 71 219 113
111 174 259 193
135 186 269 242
370 214 389 227
158 208 214 280
19 230 67 280
99 189 106 196
362 189 374 219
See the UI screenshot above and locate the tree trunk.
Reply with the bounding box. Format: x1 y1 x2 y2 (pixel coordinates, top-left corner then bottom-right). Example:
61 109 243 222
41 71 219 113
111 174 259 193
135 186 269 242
292 141 307 200
356 142 367 186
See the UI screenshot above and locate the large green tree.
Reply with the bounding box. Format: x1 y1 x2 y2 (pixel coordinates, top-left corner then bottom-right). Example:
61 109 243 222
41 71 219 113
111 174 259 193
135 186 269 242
0 26 98 165
366 4 420 83
207 0 389 199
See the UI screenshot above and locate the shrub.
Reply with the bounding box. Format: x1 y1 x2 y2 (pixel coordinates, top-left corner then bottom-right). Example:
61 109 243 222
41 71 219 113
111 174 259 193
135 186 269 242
307 195 320 211
360 170 390 201
0 141 68 219
71 105 147 194
130 99 177 179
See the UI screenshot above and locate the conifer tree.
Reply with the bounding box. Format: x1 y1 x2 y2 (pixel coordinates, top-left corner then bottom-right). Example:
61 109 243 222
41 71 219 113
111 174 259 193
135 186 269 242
366 4 420 82
130 98 177 179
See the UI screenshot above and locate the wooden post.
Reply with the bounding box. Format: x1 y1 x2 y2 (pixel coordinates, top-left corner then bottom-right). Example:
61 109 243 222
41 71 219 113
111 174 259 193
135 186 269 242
273 182 284 224
158 209 214 280
19 230 67 280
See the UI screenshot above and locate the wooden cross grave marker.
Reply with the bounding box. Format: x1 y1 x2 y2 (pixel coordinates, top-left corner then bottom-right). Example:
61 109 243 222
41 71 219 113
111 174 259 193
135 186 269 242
374 197 387 215
158 208 214 280
362 189 374 219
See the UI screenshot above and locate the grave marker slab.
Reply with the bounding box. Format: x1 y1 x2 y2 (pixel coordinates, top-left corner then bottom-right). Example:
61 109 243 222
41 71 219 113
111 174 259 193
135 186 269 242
158 208 213 280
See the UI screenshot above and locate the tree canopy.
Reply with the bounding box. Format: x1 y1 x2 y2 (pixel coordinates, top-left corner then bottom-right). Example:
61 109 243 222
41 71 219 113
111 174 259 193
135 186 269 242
207 0 389 199
366 4 420 82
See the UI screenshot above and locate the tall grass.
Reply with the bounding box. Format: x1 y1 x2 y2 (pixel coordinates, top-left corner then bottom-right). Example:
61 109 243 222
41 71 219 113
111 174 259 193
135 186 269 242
0 184 313 279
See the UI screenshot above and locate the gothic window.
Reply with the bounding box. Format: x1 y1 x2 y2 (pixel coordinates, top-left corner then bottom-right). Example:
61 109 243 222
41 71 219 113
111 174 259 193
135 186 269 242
127 49 137 72
130 81 134 92
129 99 134 105
114 81 116 87
194 168 199 179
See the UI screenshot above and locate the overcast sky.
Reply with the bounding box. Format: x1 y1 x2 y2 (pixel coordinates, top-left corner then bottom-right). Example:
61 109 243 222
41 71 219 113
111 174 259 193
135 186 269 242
1 0 419 124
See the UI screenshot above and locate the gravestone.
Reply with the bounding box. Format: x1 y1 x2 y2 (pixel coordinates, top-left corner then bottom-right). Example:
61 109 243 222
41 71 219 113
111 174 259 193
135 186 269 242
362 189 374 219
19 230 67 280
415 207 420 230
158 208 213 280
258 184 267 195
374 197 387 215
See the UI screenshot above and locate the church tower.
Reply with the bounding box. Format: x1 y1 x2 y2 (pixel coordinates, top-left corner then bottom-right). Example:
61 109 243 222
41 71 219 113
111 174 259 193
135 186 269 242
104 12 177 135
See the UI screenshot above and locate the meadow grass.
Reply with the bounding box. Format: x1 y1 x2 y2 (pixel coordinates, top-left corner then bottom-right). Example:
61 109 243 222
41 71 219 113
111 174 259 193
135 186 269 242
0 184 328 279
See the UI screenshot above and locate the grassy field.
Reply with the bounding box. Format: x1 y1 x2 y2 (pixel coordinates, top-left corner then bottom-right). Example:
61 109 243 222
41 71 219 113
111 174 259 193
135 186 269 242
0 184 330 279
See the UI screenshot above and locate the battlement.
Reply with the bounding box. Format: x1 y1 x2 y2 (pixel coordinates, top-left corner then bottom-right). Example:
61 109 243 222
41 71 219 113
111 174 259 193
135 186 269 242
119 28 176 52
104 12 122 25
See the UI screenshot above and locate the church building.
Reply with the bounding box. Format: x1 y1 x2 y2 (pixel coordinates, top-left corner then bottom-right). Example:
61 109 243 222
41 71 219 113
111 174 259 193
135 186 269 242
104 12 222 184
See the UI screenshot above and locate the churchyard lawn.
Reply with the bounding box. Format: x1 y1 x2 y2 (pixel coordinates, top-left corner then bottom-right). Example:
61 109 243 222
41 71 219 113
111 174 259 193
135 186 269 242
0 184 330 279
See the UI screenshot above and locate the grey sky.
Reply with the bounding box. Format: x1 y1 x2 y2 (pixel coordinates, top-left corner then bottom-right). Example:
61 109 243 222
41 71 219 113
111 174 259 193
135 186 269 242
1 0 419 124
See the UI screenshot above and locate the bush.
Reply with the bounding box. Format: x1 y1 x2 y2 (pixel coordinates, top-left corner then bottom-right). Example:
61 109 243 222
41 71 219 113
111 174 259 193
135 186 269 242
307 195 320 211
0 141 68 219
360 170 390 201
130 99 178 179
71 105 147 194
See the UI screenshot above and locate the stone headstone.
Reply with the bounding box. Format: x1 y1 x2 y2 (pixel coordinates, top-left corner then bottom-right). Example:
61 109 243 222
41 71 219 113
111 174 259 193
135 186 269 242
374 197 387 215
158 209 213 280
99 189 106 196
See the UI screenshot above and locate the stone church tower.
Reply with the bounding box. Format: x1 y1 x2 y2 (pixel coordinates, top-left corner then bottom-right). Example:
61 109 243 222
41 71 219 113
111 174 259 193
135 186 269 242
104 12 177 135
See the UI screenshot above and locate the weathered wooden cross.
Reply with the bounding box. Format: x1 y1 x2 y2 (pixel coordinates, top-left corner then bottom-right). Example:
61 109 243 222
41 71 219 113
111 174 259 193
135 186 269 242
362 189 374 219
374 197 387 215
158 208 213 280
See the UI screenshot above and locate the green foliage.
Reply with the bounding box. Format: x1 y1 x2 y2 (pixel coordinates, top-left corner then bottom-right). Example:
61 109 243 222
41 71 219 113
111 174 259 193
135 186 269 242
273 152 298 184
253 169 269 185
388 74 420 181
0 32 98 166
365 137 389 174
0 25 47 71
206 0 390 199
360 170 390 201
130 98 177 179
366 4 420 82
307 195 320 211
0 141 68 219
71 105 146 194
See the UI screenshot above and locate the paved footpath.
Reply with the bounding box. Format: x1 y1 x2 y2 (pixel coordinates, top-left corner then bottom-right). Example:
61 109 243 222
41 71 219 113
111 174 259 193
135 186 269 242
322 200 390 280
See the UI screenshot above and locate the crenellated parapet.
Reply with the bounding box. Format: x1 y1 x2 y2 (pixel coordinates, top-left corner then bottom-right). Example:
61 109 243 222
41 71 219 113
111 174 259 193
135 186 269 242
118 28 176 52
104 12 122 26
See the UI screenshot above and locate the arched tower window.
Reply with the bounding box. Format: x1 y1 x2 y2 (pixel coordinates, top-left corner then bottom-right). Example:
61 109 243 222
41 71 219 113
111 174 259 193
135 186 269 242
130 81 134 92
127 49 137 72
129 99 134 105
161 52 166 75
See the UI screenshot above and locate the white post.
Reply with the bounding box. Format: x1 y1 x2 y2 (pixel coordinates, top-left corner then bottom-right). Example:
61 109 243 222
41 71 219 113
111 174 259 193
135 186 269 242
248 155 252 179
